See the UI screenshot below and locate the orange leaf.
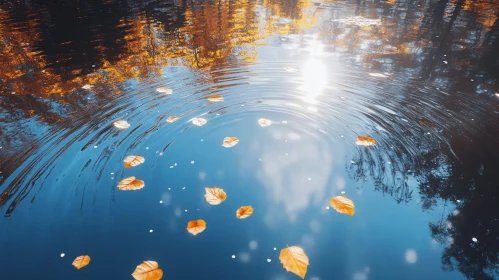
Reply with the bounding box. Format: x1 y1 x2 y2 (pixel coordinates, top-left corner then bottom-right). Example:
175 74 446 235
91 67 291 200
258 118 272 127
356 135 376 146
124 155 145 168
192 117 207 126
118 176 145 190
187 219 206 235
222 137 239 148
207 95 224 102
131 261 163 280
279 246 309 279
72 255 91 270
156 87 173 95
329 196 355 216
236 206 253 219
113 120 130 129
166 116 179 123
204 187 227 205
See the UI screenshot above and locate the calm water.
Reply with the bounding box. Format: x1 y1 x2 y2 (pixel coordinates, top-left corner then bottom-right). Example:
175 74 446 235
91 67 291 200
1 0 499 279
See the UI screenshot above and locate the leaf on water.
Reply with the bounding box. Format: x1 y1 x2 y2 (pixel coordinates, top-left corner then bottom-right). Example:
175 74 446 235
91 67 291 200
82 84 93 90
279 246 309 279
329 196 355 216
236 205 254 219
258 118 272 127
187 219 206 235
207 95 224 102
124 156 145 168
113 120 130 129
118 176 145 190
166 116 179 123
156 87 173 95
222 137 239 148
72 255 91 270
356 135 376 146
131 261 163 280
368 73 388 78
205 187 227 205
192 117 207 126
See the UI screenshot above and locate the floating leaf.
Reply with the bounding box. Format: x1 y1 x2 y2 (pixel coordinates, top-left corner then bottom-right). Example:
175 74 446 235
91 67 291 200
124 156 145 168
368 73 388 78
204 187 227 205
72 255 91 270
207 95 224 102
192 118 207 126
113 120 130 129
356 135 376 146
279 246 309 279
156 87 173 95
118 176 145 190
166 116 179 123
258 118 272 127
236 206 254 219
222 137 239 148
131 261 163 280
329 196 355 216
187 219 206 235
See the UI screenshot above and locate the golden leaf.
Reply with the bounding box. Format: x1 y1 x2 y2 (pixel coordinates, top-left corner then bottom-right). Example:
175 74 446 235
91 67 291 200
222 137 239 148
131 261 163 280
166 116 179 123
113 120 130 129
156 87 172 95
236 205 253 219
258 118 272 127
207 95 224 102
124 155 145 168
204 187 227 205
356 135 376 146
187 219 206 235
329 196 355 216
192 117 207 126
72 255 91 270
118 176 145 190
279 246 309 279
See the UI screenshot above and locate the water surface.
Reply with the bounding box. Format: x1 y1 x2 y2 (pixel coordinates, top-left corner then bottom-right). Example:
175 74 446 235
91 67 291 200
1 0 499 279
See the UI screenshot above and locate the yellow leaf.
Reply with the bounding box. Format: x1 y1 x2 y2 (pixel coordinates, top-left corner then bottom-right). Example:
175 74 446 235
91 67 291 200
207 95 224 102
222 137 239 148
356 135 376 146
258 118 272 127
204 187 227 205
113 120 130 129
236 205 253 219
131 261 163 280
329 196 355 216
118 176 145 190
124 156 145 168
166 116 179 123
192 117 207 126
72 255 91 270
156 87 173 95
279 246 309 279
187 219 206 235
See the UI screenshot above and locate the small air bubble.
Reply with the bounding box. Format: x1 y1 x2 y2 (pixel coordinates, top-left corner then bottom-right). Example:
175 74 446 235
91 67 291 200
182 187 186 190
149 229 153 233
267 259 271 263
457 200 461 203
201 139 204 141
185 209 188 212
472 237 478 243
170 166 174 168
241 104 245 107
285 153 288 156
160 201 163 204
146 147 149 150
168 188 171 190
94 146 98 148
326 206 330 210
232 255 236 259
273 247 276 251
60 253 65 258
282 121 288 124
174 163 177 166
341 191 345 194
308 178 311 180
111 172 114 175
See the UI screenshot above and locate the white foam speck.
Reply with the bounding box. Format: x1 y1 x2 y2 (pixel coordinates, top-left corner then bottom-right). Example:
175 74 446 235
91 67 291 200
267 259 271 263
191 161 195 164
232 255 236 258
170 166 174 168
273 247 276 250
93 146 98 148
472 237 478 243
326 206 330 210
60 253 65 258
160 201 163 204
149 229 153 233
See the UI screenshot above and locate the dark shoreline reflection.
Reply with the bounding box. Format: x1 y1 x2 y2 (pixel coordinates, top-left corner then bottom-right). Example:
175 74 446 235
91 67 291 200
0 0 499 279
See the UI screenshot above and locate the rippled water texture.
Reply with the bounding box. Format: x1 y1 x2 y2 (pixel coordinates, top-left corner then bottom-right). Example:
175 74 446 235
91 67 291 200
1 0 499 279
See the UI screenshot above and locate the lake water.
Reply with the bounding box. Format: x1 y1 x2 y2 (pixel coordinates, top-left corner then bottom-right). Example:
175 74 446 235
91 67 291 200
1 0 499 279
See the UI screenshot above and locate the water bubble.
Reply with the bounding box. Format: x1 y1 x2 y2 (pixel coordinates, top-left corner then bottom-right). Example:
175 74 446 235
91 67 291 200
160 201 163 204
232 255 236 259
267 259 271 263
170 166 174 168
472 237 478 243
149 229 153 233
174 163 177 166
191 161 195 164
308 177 311 180
274 247 276 251
405 249 417 264
326 206 330 210
60 253 65 258
93 146 98 148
